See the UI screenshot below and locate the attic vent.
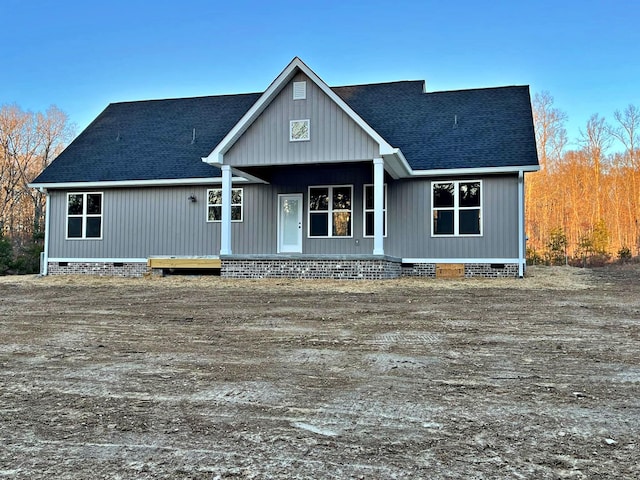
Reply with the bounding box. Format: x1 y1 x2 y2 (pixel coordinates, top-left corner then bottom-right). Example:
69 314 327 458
293 81 306 100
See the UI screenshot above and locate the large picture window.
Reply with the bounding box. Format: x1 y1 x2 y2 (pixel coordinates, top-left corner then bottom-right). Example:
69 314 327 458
432 181 481 236
207 188 243 222
308 185 352 237
363 184 387 237
66 192 103 239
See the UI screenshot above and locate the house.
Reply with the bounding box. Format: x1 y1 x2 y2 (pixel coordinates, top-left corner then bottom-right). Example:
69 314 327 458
30 57 539 279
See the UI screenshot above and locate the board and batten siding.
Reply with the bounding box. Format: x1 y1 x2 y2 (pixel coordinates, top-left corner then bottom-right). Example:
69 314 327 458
225 72 379 167
48 186 221 259
47 171 520 261
385 175 520 259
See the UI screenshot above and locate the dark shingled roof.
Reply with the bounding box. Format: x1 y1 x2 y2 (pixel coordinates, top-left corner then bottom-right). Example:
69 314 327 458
33 81 538 184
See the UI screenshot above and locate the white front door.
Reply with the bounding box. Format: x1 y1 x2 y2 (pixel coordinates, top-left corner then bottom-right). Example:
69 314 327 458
278 194 303 253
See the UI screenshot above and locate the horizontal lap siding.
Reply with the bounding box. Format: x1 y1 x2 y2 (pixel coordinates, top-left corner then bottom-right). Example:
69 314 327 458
386 175 519 259
225 72 378 167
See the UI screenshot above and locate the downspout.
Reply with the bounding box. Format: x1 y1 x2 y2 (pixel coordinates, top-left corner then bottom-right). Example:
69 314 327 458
518 171 524 278
41 188 50 276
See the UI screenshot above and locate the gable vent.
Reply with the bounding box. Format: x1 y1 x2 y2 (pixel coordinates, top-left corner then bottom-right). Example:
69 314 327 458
293 81 306 100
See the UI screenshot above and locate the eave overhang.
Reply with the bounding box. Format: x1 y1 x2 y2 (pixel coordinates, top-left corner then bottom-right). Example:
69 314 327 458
408 164 540 177
28 176 252 190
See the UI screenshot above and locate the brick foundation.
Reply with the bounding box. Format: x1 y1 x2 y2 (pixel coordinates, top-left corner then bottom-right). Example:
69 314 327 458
221 257 402 280
47 262 148 277
44 259 520 279
401 262 520 278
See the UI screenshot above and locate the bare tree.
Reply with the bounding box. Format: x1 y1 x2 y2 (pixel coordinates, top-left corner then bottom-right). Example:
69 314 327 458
532 91 568 171
0 104 73 245
580 114 612 221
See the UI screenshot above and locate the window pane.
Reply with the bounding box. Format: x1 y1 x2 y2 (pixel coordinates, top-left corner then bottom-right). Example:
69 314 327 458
208 189 222 206
310 212 328 236
433 210 454 235
333 187 351 210
68 194 83 215
309 188 328 211
67 217 83 237
231 205 242 221
459 209 480 234
333 211 351 236
86 217 102 238
459 182 481 207
231 189 242 204
365 186 374 210
365 211 374 236
208 206 221 221
433 183 454 208
86 194 102 214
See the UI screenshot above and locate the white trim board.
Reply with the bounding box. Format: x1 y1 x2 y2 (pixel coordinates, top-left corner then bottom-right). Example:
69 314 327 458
411 165 540 177
402 258 521 264
28 176 251 190
48 258 148 263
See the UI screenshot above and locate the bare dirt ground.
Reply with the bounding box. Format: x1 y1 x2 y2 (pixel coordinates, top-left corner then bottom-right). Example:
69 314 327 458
1 266 639 479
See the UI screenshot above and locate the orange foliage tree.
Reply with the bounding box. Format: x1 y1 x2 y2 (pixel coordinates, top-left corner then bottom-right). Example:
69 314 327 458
526 94 640 264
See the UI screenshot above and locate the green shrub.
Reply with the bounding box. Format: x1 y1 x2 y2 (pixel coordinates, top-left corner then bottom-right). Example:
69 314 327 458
618 246 632 262
0 234 13 275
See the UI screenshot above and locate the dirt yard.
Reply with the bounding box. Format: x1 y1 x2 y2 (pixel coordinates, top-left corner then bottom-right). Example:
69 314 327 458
0 266 639 479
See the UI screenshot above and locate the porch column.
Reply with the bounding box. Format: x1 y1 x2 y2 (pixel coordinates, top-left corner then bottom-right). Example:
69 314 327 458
220 164 232 255
373 157 385 255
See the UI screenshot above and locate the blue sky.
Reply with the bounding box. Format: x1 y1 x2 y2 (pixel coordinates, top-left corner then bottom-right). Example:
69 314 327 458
2 0 638 151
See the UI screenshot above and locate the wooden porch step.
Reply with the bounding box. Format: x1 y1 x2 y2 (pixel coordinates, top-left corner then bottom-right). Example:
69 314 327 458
147 257 221 269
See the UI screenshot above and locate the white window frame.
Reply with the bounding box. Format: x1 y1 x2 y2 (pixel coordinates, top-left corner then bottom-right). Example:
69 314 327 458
363 184 387 238
66 192 103 240
207 188 243 223
293 81 307 100
290 119 310 142
308 185 353 238
431 180 483 237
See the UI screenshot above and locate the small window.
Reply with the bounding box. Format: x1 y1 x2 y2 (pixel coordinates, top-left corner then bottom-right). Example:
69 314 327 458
432 180 482 236
293 81 306 100
363 184 387 237
308 185 352 237
207 188 243 222
66 192 103 239
290 119 310 142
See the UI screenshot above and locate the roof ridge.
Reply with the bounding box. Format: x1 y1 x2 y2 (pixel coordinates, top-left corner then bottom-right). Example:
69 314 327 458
332 80 425 88
427 85 530 94
108 91 262 107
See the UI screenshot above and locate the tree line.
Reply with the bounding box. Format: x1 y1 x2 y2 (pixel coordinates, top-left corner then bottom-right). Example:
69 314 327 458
526 93 639 265
0 104 73 273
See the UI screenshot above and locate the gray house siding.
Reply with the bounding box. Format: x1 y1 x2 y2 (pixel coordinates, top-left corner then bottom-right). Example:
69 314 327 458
234 164 376 255
48 186 221 259
225 72 380 167
385 175 520 259
47 170 520 262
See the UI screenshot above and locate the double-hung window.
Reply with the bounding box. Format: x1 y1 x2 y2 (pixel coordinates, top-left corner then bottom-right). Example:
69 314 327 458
363 184 387 237
432 181 482 236
207 188 243 222
66 192 103 239
308 185 352 237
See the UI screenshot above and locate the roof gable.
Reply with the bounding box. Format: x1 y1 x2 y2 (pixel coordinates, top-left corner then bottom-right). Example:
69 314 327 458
223 71 380 167
202 57 396 166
